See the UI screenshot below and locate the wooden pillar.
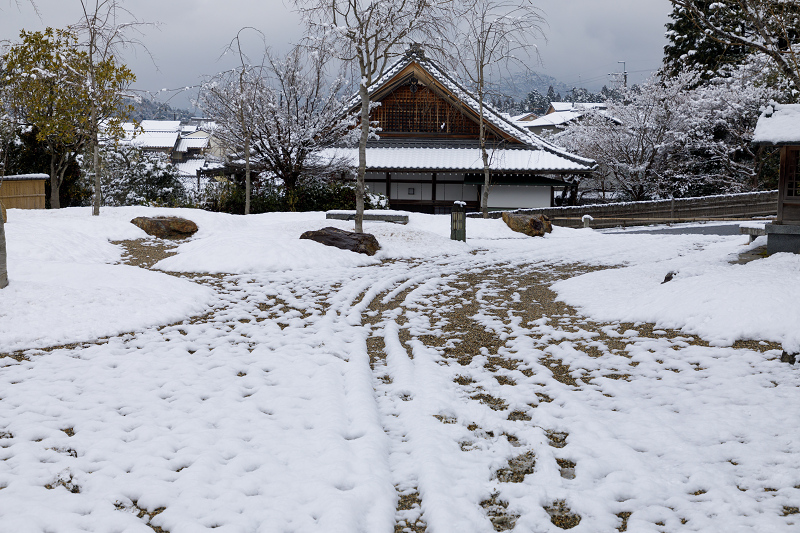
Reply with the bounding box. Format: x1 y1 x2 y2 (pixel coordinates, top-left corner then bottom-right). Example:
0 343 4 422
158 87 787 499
432 172 437 203
386 171 391 202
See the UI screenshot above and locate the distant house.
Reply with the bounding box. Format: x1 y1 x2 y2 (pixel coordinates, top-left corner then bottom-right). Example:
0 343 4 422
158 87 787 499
326 46 595 213
119 120 213 178
517 102 608 136
753 103 800 253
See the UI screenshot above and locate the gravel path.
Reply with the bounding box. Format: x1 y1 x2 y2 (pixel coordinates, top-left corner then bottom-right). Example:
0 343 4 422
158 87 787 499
1 237 793 533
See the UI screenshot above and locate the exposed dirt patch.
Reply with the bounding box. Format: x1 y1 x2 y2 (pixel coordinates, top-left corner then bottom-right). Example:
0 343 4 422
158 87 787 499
495 451 536 483
545 500 581 529
480 494 519 531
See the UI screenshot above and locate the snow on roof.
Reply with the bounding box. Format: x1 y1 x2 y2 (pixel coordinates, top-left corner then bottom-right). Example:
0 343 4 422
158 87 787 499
1 173 49 181
176 137 209 152
128 131 180 149
752 104 800 145
527 111 584 128
320 146 592 173
176 159 209 177
119 121 182 149
550 102 574 112
345 48 596 172
138 120 181 132
550 102 606 112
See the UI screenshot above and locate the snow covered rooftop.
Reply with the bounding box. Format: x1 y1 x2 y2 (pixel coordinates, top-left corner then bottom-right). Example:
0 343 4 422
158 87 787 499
176 137 209 152
526 111 584 128
550 102 606 112
139 120 181 132
321 146 591 173
175 159 209 177
119 121 183 149
344 48 596 172
1 173 48 181
752 104 800 145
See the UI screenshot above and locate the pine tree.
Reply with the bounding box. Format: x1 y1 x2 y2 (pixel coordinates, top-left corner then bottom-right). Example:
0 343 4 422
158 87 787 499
663 1 748 78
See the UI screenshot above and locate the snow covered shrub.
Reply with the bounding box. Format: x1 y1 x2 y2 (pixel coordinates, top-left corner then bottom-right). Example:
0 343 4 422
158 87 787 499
99 145 190 207
202 174 388 214
555 61 783 201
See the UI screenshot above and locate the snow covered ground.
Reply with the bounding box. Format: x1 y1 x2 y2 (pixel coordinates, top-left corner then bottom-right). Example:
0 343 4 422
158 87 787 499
0 207 798 532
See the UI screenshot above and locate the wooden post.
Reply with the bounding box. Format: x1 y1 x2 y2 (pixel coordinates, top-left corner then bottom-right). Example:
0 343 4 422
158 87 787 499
451 201 466 242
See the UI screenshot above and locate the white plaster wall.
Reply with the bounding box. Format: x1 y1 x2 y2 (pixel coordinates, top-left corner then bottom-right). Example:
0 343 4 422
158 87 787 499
486 186 551 209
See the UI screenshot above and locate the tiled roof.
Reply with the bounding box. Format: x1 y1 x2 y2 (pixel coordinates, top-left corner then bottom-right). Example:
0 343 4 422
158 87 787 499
320 146 592 173
344 49 595 172
126 131 180 149
753 103 800 145
176 159 209 177
176 137 209 152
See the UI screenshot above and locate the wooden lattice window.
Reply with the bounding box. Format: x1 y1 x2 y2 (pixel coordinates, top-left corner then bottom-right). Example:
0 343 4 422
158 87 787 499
373 84 484 136
787 148 799 198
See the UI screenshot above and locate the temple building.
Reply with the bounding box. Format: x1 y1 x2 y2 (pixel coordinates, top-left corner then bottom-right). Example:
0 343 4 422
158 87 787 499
329 46 596 213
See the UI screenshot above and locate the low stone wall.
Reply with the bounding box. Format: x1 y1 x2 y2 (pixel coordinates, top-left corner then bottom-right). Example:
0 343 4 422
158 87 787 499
469 191 779 229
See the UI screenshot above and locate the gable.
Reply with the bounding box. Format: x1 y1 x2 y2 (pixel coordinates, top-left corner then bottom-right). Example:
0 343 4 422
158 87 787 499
373 78 487 138
364 63 512 142
343 48 597 171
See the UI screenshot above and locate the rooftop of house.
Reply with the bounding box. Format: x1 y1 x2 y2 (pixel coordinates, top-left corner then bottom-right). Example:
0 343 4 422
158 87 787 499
344 46 596 172
753 104 800 145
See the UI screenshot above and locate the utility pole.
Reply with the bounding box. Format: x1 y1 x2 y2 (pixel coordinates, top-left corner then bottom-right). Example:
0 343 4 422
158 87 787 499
618 60 627 88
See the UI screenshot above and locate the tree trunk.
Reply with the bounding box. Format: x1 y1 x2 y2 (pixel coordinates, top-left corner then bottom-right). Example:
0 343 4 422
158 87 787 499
0 208 7 289
49 154 60 209
479 90 490 219
356 82 370 234
245 136 251 215
91 99 101 216
0 176 7 288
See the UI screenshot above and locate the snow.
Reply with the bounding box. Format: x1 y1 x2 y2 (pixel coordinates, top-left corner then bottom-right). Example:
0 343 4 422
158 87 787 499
320 146 592 172
1 206 799 532
753 103 800 145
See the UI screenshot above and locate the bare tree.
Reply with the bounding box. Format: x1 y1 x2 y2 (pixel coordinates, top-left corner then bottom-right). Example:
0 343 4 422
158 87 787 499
198 29 267 215
71 0 153 216
252 44 354 206
292 0 449 232
448 0 546 217
670 0 800 92
3 0 39 15
200 41 354 212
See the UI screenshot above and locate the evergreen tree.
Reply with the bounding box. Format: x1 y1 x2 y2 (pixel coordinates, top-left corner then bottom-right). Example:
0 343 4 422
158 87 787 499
663 1 748 78
546 85 557 103
521 89 549 114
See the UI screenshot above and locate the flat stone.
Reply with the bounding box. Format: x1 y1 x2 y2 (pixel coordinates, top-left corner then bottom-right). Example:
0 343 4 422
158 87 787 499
300 226 380 256
326 211 408 224
131 216 198 239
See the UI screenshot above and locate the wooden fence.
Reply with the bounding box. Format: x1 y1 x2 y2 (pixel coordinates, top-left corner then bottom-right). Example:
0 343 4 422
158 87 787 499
470 191 779 229
0 174 47 210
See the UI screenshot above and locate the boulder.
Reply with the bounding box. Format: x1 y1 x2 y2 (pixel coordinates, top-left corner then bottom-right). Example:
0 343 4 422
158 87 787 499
300 226 380 256
131 216 198 239
502 212 553 237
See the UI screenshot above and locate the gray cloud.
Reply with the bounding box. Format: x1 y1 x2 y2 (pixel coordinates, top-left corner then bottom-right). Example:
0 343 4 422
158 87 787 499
1 0 670 108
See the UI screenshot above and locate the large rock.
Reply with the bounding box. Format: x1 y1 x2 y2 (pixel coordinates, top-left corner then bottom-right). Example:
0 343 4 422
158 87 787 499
502 212 553 237
131 216 198 239
300 226 380 256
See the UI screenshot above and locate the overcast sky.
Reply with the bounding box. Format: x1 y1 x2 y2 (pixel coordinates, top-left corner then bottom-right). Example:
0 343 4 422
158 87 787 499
1 0 672 110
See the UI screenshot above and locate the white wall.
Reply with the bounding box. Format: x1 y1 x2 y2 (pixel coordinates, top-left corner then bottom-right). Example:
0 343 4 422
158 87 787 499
486 186 551 209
